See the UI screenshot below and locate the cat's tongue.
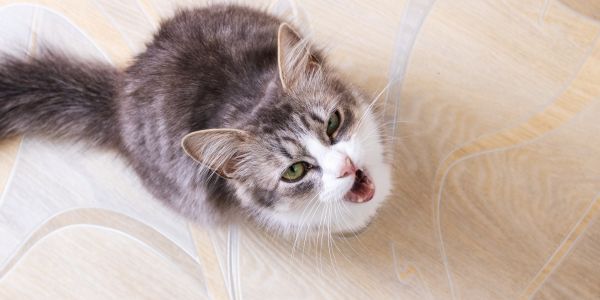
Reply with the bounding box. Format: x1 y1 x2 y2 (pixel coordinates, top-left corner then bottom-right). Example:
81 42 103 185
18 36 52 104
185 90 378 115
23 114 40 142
345 169 375 203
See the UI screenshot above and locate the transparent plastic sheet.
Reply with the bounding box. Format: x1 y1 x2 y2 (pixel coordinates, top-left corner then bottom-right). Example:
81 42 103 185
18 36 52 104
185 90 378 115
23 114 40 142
384 0 435 149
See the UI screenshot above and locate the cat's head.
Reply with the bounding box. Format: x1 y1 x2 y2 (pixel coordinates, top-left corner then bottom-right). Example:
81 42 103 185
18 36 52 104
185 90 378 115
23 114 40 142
182 23 391 235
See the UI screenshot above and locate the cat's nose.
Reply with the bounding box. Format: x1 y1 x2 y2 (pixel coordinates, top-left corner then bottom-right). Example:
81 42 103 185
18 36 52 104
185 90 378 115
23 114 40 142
338 157 356 178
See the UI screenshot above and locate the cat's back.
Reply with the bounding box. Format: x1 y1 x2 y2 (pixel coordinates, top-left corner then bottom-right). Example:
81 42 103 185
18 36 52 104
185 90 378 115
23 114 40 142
118 5 283 204
154 5 281 64
122 4 283 129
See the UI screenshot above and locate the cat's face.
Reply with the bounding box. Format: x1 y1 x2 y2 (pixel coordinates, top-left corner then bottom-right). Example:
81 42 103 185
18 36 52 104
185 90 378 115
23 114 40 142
182 23 391 234
239 82 391 235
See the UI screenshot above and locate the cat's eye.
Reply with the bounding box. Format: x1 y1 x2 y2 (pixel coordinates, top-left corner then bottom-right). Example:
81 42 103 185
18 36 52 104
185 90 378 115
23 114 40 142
282 162 308 182
326 110 341 137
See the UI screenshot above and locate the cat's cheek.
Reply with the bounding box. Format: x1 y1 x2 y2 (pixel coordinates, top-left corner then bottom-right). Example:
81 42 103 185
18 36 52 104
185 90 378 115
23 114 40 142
272 201 293 212
233 184 257 208
321 173 354 203
372 163 393 207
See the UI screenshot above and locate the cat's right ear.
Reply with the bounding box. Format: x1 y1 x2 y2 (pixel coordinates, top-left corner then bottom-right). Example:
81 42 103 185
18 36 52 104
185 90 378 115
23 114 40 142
181 129 252 179
277 23 320 90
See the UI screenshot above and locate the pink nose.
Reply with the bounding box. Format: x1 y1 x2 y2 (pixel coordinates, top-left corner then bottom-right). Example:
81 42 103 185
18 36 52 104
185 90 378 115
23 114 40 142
338 157 356 178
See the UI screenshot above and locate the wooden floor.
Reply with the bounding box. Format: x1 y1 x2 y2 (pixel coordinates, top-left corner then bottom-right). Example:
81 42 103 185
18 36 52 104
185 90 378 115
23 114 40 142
0 0 599 299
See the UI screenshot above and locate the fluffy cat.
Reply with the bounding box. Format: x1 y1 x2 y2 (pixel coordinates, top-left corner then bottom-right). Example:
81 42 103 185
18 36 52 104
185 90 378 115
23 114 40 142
0 5 391 235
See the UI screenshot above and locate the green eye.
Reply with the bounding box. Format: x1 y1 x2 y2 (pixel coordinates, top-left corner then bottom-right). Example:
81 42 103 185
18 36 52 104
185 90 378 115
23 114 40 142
282 162 307 182
326 110 341 137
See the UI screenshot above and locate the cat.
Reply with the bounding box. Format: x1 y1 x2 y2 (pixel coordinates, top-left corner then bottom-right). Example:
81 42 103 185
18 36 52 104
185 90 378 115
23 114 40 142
0 4 391 235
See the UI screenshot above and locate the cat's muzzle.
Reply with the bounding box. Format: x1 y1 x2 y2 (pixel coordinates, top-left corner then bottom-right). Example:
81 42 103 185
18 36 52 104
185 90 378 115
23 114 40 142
344 169 375 203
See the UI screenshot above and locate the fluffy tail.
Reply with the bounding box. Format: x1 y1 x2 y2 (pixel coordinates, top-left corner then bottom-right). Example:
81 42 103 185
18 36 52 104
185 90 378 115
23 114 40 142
0 52 120 148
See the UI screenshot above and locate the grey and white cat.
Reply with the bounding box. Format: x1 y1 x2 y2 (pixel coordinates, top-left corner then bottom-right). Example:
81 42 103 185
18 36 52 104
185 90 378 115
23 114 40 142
0 5 391 235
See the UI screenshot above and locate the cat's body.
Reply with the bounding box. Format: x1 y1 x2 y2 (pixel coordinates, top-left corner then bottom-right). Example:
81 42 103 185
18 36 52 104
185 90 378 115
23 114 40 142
0 5 391 234
120 7 284 224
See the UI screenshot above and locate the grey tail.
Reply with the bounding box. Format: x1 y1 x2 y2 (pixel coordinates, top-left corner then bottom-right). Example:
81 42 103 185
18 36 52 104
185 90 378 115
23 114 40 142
0 51 120 148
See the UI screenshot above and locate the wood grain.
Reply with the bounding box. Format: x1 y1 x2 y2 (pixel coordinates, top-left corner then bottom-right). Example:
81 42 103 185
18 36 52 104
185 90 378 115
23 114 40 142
533 212 600 299
0 137 20 203
560 0 600 21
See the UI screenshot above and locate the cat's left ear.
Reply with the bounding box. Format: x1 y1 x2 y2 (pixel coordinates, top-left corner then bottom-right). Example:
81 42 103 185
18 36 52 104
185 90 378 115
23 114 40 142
277 23 321 90
181 129 253 179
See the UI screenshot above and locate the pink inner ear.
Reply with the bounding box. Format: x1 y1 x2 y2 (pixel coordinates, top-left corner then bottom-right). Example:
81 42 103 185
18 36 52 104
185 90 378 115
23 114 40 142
277 23 318 90
180 128 252 178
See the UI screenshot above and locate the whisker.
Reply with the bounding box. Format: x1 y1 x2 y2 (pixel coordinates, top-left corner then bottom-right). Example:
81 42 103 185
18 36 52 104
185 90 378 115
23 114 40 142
330 201 357 264
317 201 328 277
357 119 414 138
355 82 392 131
334 201 371 253
292 191 322 251
302 192 327 255
325 204 338 277
292 191 326 262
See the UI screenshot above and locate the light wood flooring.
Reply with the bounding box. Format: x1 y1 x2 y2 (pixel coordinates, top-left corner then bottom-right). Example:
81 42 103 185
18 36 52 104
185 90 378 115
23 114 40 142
0 0 599 299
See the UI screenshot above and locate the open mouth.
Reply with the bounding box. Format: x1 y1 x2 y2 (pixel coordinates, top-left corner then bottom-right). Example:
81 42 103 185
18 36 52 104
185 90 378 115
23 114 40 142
344 169 375 203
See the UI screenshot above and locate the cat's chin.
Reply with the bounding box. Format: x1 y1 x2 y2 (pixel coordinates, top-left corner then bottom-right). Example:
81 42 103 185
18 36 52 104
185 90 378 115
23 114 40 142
334 219 374 237
257 171 391 236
